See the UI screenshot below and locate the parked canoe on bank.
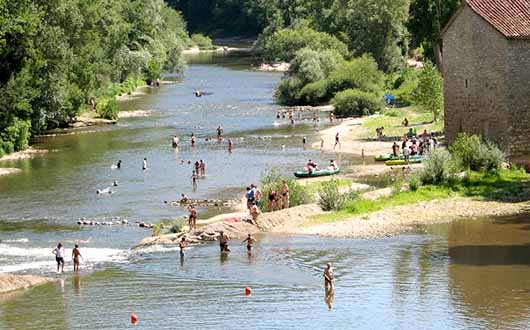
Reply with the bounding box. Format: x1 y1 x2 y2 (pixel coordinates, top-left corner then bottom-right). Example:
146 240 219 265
384 157 423 166
294 167 340 178
375 154 397 161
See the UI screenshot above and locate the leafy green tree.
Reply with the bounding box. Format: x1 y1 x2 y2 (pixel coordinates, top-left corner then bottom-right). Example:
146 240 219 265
413 62 444 121
408 0 461 67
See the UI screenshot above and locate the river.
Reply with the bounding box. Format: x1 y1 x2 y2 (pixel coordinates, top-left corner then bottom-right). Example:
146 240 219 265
1 52 530 330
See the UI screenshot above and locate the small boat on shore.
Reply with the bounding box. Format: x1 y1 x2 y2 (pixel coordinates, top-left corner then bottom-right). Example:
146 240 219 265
294 167 340 178
384 157 423 166
375 154 402 161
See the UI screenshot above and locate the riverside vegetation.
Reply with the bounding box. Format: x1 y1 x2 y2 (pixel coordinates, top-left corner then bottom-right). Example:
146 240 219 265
0 0 188 157
309 134 530 225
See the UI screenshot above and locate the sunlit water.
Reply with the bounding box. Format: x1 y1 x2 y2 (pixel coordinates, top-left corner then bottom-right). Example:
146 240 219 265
1 52 530 330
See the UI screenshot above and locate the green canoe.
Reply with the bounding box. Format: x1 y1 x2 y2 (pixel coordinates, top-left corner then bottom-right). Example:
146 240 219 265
375 154 400 161
294 167 340 178
384 157 423 166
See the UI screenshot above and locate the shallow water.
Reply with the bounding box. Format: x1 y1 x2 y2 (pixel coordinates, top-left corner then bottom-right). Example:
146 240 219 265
1 53 530 330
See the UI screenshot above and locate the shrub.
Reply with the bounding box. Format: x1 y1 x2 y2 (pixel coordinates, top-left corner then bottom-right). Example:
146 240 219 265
274 77 304 106
413 61 444 121
449 133 506 171
1 118 31 152
332 89 383 117
318 179 347 211
327 55 384 95
260 169 312 212
169 218 187 233
300 80 332 105
143 59 163 85
191 33 214 50
419 149 460 184
408 175 421 191
290 48 343 84
97 99 119 120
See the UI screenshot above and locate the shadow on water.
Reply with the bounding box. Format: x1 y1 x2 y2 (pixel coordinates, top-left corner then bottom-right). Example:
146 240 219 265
449 244 530 266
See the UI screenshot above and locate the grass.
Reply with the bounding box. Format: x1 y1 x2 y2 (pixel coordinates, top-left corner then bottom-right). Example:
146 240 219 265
305 169 530 226
361 106 444 140
304 177 353 196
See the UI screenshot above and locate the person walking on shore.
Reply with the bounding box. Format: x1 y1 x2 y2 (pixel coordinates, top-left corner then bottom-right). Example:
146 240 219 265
52 243 65 273
281 181 289 209
334 132 341 149
219 231 230 253
72 244 82 273
324 263 334 291
242 233 256 253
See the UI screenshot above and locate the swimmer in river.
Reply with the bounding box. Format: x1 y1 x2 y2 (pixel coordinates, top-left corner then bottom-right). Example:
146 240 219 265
52 243 65 273
324 262 334 291
72 244 83 273
219 231 230 253
242 233 256 253
195 90 203 97
143 158 148 170
112 180 118 187
179 236 188 256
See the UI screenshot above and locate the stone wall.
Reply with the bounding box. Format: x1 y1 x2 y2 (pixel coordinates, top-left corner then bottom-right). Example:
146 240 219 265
442 5 509 149
506 40 530 162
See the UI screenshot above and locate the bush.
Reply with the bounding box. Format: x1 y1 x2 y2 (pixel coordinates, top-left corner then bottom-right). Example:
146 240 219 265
260 169 312 212
1 118 31 153
327 55 384 95
290 48 343 84
413 62 444 121
274 77 304 106
408 175 421 191
300 80 332 105
191 33 214 50
419 149 460 184
332 89 383 117
97 99 119 120
169 218 187 233
318 179 347 211
449 133 506 171
258 26 349 62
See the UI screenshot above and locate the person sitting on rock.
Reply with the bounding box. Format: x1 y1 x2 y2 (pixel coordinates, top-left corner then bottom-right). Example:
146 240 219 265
180 193 189 203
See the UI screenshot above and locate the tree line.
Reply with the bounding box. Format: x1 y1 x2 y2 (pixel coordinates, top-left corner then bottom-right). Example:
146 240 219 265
0 0 188 156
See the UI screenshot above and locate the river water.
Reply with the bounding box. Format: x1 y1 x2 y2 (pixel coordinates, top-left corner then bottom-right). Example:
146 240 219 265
1 52 530 330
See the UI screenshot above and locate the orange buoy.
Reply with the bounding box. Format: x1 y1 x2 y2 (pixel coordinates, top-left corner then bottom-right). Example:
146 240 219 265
245 287 252 296
131 314 138 324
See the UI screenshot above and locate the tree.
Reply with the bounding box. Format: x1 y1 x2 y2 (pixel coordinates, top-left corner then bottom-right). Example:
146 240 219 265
408 0 461 68
413 62 444 121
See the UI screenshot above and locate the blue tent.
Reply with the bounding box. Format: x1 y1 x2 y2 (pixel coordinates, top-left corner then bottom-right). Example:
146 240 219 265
384 93 395 104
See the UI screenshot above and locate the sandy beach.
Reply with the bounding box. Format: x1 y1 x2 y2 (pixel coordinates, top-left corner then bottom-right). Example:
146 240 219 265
313 117 391 156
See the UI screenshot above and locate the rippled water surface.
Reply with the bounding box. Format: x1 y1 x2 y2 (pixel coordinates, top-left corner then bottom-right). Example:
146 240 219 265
1 53 530 330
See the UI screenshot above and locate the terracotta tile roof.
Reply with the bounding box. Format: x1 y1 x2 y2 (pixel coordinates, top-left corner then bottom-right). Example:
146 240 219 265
467 0 530 39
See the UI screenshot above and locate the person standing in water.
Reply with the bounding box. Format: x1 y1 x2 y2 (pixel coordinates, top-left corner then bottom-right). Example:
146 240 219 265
199 160 206 177
329 111 334 124
302 137 307 148
219 231 230 252
142 158 148 171
242 233 256 253
191 170 198 190
191 133 196 147
116 160 121 169
217 126 223 140
172 136 179 148
324 263 334 291
228 139 233 153
334 132 341 149
72 244 82 273
179 236 188 256
52 243 65 273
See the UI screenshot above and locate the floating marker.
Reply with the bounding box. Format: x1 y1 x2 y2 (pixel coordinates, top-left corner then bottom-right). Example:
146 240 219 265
245 287 252 296
131 314 138 324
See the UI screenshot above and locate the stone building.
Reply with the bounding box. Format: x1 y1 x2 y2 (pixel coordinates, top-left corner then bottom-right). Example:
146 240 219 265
441 0 530 162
